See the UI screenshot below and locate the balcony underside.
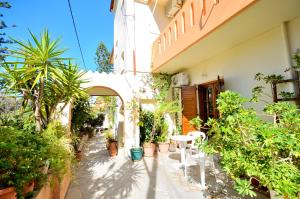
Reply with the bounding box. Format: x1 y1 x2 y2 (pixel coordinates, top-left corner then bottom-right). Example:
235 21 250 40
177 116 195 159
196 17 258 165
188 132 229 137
152 0 300 73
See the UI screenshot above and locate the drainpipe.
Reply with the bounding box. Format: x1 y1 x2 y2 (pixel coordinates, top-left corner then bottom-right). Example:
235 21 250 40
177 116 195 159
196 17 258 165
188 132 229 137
281 22 292 72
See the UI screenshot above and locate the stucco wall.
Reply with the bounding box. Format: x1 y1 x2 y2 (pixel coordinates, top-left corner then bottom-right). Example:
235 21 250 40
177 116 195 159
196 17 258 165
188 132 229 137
114 0 170 73
184 17 300 113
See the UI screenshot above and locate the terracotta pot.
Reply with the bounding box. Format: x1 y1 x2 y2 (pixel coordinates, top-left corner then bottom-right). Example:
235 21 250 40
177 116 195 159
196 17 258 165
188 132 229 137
109 141 118 157
23 181 35 196
106 140 110 150
143 143 156 157
76 151 83 161
169 143 176 152
0 187 16 199
158 143 169 153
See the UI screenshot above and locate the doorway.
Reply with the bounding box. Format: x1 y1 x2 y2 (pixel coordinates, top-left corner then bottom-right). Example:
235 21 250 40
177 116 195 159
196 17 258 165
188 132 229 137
198 78 224 123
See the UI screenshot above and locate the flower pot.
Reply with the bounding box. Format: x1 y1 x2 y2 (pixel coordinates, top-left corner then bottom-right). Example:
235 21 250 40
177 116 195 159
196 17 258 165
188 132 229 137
143 143 155 157
169 143 176 152
109 141 118 157
0 187 16 199
23 181 35 196
76 151 83 161
158 142 169 153
130 147 143 161
106 140 110 150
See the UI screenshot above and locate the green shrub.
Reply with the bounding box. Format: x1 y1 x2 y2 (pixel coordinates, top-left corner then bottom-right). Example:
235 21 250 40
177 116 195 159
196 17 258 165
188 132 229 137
0 118 72 198
139 110 154 144
189 116 203 130
42 121 73 180
199 91 300 198
0 126 48 198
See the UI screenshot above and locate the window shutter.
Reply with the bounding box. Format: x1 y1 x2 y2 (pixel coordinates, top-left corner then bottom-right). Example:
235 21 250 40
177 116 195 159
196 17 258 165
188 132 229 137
181 86 197 135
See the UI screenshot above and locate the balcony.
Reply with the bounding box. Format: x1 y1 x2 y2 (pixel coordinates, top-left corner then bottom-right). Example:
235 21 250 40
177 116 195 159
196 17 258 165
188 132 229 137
151 0 257 72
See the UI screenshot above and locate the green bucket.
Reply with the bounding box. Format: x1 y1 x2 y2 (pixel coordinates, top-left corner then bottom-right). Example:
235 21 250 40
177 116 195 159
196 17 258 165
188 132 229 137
130 147 143 161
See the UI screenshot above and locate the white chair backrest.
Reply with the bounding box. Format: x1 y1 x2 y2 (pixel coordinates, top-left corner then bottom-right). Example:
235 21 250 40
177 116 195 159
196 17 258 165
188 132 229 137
187 131 206 147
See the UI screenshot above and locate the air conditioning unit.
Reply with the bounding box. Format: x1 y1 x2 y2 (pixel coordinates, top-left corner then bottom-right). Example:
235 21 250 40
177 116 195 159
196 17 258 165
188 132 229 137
171 72 189 87
165 0 183 18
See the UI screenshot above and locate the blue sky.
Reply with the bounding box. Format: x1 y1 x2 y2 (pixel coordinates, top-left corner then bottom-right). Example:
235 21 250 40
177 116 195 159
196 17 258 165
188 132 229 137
3 0 114 71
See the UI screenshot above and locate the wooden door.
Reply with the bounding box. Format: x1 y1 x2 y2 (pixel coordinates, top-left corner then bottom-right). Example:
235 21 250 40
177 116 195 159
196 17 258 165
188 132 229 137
198 78 224 123
181 86 197 135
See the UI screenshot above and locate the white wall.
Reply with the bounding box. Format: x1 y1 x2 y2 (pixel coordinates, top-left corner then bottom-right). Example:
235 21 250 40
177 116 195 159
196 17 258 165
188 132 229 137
184 17 300 114
114 0 135 74
114 0 171 73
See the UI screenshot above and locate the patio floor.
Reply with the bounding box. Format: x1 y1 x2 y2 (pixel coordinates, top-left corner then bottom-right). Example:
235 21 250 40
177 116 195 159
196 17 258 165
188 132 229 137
65 133 269 199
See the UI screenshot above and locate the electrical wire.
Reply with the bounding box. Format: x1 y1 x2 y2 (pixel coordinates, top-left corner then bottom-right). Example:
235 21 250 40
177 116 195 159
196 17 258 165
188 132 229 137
67 0 87 70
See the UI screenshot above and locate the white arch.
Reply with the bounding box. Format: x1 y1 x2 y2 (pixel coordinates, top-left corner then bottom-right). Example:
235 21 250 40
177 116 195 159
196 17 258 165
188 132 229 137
81 71 140 157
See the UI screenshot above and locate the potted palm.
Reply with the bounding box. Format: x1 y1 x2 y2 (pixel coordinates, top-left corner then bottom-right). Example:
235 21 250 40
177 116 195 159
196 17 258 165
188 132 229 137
157 121 169 153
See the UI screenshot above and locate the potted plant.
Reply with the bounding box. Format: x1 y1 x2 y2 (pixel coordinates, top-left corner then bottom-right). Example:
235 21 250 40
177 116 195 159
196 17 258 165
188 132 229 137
200 91 300 198
104 129 113 150
104 129 118 157
127 97 143 161
157 121 169 153
108 137 118 157
130 147 143 162
71 134 82 161
139 110 156 157
0 126 47 199
86 126 94 138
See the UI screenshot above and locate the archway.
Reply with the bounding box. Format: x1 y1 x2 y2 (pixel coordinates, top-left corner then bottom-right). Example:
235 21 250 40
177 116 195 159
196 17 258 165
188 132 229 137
80 71 140 157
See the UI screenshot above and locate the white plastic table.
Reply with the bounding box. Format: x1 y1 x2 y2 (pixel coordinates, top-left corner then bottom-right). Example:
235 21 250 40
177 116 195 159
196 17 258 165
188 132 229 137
171 135 194 167
171 135 206 188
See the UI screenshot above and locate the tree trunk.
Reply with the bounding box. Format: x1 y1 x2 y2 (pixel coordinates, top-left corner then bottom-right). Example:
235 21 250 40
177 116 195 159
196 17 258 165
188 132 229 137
34 80 44 132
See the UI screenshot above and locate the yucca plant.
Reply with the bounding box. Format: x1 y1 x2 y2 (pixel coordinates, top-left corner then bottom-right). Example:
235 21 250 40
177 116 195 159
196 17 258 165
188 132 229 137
1 30 87 131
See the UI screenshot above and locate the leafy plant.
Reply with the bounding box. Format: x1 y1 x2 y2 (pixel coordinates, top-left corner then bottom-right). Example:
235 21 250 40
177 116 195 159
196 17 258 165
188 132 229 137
199 91 300 198
71 96 93 133
157 121 169 143
139 110 154 144
104 129 115 142
41 121 73 181
189 116 203 130
234 179 256 197
0 126 48 198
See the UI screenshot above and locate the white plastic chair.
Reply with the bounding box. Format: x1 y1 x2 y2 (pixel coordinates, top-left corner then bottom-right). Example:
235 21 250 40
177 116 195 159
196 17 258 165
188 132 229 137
185 131 206 188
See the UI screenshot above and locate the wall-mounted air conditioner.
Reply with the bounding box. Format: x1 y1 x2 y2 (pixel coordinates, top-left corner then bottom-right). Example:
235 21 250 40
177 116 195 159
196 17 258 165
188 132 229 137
171 72 189 87
165 0 183 18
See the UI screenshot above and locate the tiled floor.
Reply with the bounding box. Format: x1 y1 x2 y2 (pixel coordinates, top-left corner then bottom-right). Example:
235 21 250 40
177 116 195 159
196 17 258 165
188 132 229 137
65 134 270 199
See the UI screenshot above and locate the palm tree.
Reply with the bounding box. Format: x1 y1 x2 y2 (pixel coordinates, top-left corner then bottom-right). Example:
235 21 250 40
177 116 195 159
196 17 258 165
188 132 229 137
1 30 87 132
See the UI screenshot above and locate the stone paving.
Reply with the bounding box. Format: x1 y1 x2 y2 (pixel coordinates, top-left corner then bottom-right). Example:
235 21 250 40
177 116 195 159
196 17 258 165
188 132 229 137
65 133 270 199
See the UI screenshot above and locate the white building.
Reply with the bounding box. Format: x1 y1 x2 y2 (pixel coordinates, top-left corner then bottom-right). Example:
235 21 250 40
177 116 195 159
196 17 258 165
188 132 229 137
110 0 300 135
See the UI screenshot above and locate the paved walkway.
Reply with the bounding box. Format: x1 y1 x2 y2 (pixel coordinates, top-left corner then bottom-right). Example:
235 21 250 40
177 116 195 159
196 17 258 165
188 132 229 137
65 133 205 199
65 134 270 199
